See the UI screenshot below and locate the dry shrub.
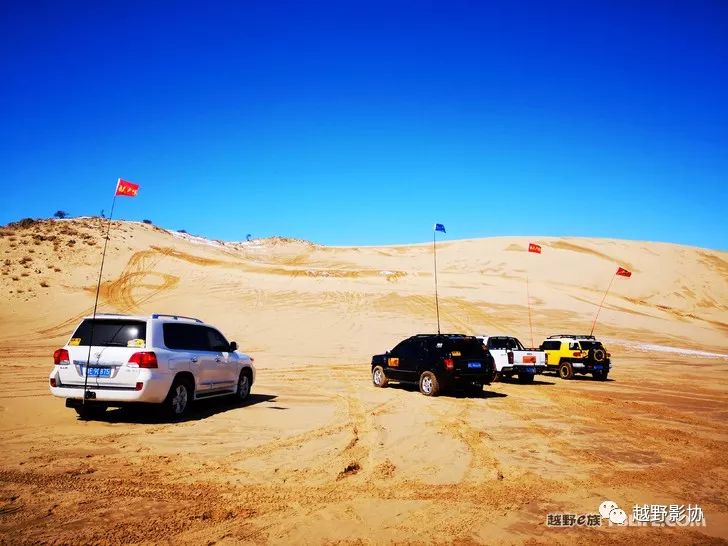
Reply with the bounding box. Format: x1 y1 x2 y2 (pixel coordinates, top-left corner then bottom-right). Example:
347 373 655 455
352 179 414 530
6 218 37 229
40 281 49 287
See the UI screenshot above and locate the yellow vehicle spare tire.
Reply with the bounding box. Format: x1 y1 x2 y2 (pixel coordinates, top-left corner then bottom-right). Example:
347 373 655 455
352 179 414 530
593 348 606 362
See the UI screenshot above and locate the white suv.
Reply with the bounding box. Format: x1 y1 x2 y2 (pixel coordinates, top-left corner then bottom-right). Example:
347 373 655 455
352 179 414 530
48 313 255 419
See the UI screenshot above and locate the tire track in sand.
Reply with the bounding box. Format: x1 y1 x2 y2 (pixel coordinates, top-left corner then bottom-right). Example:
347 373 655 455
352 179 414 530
430 399 503 482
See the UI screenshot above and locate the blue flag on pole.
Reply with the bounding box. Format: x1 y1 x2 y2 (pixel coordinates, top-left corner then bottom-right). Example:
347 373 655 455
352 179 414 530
434 223 446 233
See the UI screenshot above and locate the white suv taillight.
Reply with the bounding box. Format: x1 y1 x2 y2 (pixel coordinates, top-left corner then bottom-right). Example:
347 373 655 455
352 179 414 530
128 352 158 368
53 348 70 365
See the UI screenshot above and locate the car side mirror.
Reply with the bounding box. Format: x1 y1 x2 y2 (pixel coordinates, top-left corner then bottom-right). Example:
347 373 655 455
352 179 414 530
229 341 238 352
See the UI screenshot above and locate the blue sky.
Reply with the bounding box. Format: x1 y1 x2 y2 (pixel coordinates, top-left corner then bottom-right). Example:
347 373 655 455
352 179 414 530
2 1 727 249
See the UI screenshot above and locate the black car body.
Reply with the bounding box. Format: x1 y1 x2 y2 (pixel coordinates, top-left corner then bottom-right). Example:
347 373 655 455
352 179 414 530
371 334 495 396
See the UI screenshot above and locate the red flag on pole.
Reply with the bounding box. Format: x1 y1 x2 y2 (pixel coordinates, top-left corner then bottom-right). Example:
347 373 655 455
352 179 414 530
115 178 139 197
616 267 632 278
528 243 542 254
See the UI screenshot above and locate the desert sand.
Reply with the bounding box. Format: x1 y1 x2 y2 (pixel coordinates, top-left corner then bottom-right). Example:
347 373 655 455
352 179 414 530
0 218 726 545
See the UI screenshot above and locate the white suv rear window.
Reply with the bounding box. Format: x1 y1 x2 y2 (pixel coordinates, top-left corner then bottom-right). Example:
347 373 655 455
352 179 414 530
71 319 147 347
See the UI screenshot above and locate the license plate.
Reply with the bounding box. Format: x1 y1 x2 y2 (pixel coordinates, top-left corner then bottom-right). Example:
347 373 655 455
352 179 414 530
86 367 111 378
467 362 481 369
594 365 603 371
523 367 535 373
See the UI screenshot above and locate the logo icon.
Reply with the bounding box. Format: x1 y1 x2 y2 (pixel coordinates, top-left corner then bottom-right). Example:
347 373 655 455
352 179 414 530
600 500 628 525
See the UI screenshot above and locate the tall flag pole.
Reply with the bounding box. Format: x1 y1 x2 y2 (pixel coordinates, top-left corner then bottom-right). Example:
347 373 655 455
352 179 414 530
82 178 140 403
433 223 446 334
590 266 632 336
526 243 542 347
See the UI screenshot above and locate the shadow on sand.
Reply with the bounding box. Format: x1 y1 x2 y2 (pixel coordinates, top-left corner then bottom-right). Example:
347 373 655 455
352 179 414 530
387 382 507 399
84 393 278 424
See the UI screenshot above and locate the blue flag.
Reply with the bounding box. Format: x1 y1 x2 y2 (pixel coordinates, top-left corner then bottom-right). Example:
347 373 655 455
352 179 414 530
434 223 446 233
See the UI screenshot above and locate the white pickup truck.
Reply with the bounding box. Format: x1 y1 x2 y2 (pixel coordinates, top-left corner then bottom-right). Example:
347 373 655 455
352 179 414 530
477 336 546 383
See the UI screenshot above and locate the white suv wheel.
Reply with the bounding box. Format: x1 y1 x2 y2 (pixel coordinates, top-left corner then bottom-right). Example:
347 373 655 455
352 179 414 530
237 374 250 400
171 384 188 415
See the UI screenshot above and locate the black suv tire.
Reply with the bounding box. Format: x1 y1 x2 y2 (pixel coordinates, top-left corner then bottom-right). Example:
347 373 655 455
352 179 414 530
419 371 441 396
372 365 389 388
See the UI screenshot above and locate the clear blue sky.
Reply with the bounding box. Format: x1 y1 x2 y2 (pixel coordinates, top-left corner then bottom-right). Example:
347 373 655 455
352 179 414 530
2 1 727 249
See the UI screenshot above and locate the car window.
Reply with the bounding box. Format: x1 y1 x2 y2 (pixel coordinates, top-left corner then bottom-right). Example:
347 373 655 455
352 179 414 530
541 341 560 351
569 342 580 350
392 338 418 359
205 328 230 352
488 337 525 350
71 319 147 347
439 338 488 358
163 323 207 351
487 338 508 350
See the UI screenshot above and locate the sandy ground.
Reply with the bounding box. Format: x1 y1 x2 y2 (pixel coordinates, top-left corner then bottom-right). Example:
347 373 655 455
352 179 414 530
0 218 726 544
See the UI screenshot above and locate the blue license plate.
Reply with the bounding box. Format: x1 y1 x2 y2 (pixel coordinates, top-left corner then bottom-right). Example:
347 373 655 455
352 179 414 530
467 362 481 369
594 365 603 371
523 367 535 374
87 367 111 378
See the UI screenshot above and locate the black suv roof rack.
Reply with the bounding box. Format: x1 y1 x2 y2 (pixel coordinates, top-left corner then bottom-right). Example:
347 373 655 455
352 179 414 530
547 334 596 340
415 333 470 338
151 313 203 323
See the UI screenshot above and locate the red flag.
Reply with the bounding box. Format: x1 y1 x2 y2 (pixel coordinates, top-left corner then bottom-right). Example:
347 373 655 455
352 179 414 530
528 243 542 254
115 178 139 197
616 267 632 278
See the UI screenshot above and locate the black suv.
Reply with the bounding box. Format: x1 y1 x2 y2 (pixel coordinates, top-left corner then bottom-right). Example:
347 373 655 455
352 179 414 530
371 334 496 396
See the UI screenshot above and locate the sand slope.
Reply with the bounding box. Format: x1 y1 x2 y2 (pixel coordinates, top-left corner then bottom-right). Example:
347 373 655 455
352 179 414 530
0 219 726 544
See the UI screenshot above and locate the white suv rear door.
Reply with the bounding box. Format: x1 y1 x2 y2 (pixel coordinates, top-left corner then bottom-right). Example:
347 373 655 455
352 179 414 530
61 318 148 390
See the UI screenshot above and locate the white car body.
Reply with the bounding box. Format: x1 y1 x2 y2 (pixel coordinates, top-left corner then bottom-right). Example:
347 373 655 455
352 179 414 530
477 335 546 380
49 313 255 415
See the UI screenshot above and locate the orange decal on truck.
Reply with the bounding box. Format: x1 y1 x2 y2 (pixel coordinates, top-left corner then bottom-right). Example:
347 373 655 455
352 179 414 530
388 357 399 367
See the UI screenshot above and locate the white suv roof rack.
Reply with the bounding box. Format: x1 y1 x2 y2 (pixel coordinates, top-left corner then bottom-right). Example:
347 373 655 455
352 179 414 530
151 313 203 323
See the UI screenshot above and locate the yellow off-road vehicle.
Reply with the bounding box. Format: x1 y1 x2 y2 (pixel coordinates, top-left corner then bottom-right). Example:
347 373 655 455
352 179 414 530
539 335 611 380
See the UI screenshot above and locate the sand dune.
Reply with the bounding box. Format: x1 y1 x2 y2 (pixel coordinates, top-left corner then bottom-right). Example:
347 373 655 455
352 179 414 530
0 218 726 544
